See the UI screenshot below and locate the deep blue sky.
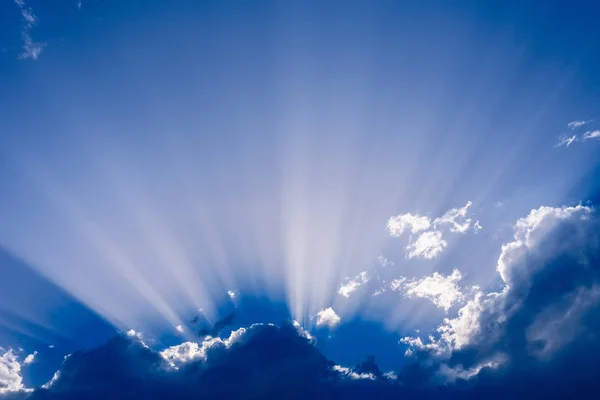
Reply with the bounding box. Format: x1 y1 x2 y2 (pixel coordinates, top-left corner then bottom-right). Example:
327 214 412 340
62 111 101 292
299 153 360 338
1 0 600 397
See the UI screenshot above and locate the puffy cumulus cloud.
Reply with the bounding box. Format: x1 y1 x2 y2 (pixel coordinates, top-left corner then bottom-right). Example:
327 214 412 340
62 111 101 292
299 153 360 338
0 348 29 395
400 204 600 395
497 204 591 286
5 204 600 399
22 353 36 366
315 307 341 329
387 213 431 236
389 202 478 260
160 327 247 369
393 269 465 312
406 230 447 259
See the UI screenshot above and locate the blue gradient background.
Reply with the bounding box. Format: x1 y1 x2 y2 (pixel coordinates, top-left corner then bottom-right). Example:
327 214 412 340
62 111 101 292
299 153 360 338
1 0 599 391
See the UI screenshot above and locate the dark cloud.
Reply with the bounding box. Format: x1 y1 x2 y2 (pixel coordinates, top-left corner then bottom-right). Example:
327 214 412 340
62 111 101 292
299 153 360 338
4 206 600 399
193 310 236 338
23 323 399 400
404 206 600 397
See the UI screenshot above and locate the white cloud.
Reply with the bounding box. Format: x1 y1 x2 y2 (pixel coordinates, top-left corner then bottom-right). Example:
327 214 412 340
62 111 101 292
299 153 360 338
23 351 37 365
383 371 398 380
377 254 393 267
338 271 369 298
292 320 313 341
387 213 431 236
438 357 504 382
125 329 149 348
227 290 238 300
161 326 249 369
338 256 393 298
41 371 60 389
14 0 45 60
175 325 184 333
401 204 595 363
390 277 407 291
389 202 477 260
315 307 341 329
160 341 212 368
497 204 591 285
554 134 578 148
394 269 465 312
0 348 29 394
568 120 592 130
434 201 473 233
473 220 482 231
332 365 376 380
126 329 142 339
400 289 500 357
406 230 447 259
583 130 600 140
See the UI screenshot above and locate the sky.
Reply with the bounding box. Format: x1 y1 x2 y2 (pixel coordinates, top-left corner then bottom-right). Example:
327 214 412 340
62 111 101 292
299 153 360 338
1 0 600 398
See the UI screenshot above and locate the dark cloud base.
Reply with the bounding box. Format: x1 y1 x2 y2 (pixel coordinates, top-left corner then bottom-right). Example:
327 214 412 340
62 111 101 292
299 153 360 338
9 320 600 400
5 207 600 399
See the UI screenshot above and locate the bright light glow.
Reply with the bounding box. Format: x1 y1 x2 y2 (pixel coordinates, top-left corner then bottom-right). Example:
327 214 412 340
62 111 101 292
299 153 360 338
0 3 595 347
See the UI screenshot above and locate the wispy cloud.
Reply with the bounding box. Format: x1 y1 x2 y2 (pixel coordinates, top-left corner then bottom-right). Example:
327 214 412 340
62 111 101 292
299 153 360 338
338 271 369 298
582 130 600 141
14 0 45 60
433 201 472 233
554 134 577 148
567 120 592 130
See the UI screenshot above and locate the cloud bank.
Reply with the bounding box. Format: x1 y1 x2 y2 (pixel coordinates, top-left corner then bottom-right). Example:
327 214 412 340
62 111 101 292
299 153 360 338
2 204 600 399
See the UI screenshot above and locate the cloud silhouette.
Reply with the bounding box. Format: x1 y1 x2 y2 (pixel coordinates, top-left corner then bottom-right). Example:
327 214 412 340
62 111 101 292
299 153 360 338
4 205 600 399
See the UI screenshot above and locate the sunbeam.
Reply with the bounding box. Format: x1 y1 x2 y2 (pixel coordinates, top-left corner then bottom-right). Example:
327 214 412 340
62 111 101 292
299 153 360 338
1 1 600 398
